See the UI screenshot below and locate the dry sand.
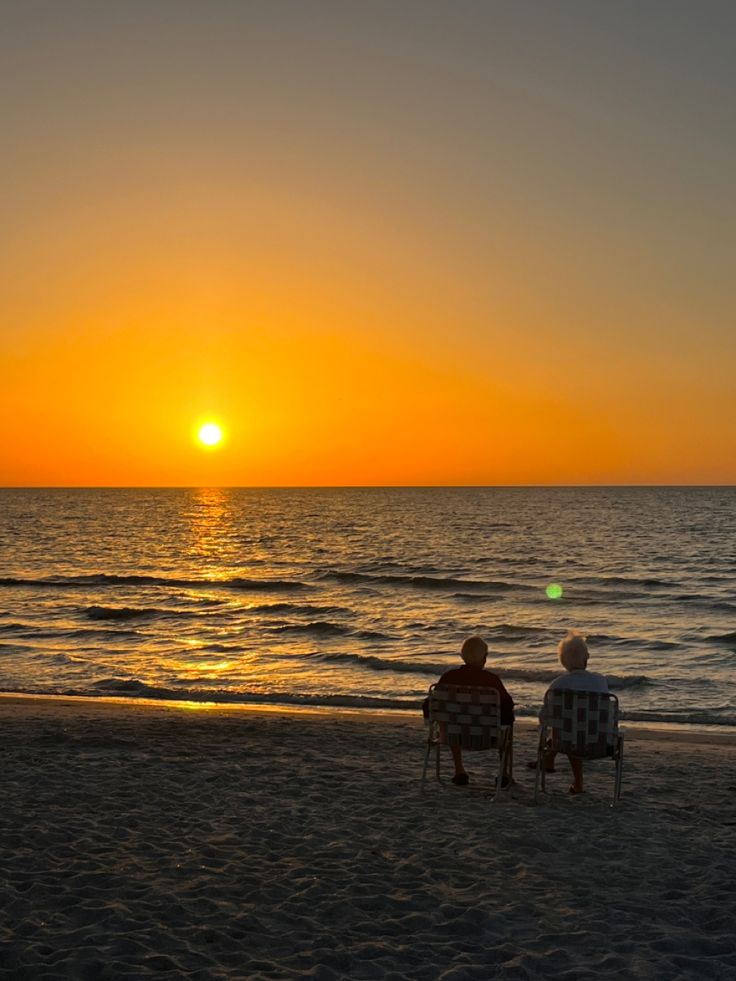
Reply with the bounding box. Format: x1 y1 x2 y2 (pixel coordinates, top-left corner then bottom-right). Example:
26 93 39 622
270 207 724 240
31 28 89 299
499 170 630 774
1 694 735 980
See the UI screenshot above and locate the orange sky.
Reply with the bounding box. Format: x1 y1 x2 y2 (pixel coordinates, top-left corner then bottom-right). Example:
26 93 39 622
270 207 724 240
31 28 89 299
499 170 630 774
2 2 734 486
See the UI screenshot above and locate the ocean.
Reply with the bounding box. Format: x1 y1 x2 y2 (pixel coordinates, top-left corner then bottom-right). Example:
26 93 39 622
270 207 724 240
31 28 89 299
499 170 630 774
1 487 734 730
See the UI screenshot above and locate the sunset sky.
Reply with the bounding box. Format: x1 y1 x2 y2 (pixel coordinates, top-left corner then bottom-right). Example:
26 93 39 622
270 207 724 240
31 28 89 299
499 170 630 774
2 0 734 486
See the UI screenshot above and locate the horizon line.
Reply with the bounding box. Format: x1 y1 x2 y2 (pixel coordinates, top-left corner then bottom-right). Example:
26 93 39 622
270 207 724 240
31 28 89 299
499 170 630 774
2 483 734 491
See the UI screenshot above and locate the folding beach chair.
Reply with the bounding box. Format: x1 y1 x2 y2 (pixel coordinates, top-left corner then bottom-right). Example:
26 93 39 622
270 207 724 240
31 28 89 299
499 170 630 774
533 689 624 805
421 683 512 801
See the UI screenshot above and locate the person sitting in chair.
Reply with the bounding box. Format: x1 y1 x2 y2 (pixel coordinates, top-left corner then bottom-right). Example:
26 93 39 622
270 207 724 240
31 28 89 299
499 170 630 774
532 630 608 794
436 635 515 786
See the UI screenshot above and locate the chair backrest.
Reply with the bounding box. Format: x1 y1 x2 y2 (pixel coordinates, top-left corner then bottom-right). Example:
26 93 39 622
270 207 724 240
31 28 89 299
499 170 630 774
427 683 504 751
543 689 620 758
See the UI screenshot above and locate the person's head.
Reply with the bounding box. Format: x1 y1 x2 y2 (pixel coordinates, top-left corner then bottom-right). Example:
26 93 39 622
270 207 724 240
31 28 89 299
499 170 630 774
461 635 488 668
558 630 589 672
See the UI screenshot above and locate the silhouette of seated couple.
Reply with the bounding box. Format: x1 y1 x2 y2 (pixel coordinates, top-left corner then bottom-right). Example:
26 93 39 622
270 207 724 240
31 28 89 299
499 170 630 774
433 631 608 795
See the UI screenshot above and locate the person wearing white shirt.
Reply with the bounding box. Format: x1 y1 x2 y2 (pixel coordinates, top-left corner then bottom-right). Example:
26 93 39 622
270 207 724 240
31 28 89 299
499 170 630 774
532 630 608 794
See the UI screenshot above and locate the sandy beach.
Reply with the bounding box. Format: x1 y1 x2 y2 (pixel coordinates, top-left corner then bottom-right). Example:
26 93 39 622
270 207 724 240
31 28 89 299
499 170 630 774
1 695 735 980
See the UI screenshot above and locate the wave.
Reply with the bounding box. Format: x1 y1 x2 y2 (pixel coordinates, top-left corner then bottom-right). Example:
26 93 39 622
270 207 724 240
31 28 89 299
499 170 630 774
499 668 651 691
0 574 308 592
43 652 78 665
84 679 413 711
0 642 39 655
676 596 736 614
271 621 353 637
269 621 393 641
485 624 550 641
555 589 658 606
62 627 144 642
705 631 736 644
570 575 672 589
619 709 736 728
195 642 244 654
508 704 736 727
0 621 143 642
586 633 681 652
453 593 501 602
248 602 349 616
294 651 651 690
0 622 40 634
320 571 524 592
309 652 450 675
225 577 308 592
85 605 168 621
85 604 225 624
490 624 549 635
1 679 734 728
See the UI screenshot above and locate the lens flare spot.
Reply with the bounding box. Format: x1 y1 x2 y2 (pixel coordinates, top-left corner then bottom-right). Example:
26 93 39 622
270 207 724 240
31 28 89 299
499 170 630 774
546 583 563 600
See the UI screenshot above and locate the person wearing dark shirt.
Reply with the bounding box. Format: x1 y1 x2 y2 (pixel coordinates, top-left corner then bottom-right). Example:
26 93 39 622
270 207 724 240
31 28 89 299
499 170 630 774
437 635 514 786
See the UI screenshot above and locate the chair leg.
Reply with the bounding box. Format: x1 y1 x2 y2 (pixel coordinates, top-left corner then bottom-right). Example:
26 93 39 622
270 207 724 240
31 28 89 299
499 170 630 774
611 755 618 807
506 726 515 781
533 726 547 804
490 738 504 803
614 736 624 804
420 742 431 793
494 731 512 802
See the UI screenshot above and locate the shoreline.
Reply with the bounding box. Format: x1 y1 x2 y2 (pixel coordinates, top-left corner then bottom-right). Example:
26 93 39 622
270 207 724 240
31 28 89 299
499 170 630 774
2 689 735 746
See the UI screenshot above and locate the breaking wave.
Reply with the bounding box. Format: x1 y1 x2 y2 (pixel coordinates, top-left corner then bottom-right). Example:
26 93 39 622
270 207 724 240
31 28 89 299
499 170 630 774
38 681 734 727
84 679 413 711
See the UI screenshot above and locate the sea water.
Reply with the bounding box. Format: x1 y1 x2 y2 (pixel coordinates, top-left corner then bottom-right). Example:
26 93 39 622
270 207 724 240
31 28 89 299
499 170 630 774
1 487 734 729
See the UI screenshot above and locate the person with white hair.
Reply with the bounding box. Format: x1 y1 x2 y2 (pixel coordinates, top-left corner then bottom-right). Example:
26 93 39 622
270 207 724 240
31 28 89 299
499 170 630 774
530 629 608 794
435 635 515 786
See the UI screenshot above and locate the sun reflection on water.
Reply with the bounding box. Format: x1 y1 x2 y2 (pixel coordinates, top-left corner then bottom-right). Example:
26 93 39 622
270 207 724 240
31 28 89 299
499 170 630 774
187 488 231 573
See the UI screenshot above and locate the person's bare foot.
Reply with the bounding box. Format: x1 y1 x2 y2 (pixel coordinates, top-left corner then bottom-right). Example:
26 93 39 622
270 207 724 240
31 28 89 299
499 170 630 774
568 784 584 795
452 773 469 786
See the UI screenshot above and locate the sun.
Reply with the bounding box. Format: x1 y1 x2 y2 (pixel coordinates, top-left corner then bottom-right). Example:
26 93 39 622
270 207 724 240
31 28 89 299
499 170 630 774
197 422 224 448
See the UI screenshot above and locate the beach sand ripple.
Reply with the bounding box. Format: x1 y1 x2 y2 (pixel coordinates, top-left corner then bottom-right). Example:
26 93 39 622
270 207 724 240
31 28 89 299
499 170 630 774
1 699 735 980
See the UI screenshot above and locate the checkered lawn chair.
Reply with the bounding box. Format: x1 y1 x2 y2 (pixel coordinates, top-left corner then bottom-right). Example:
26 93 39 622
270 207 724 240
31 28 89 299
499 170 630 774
533 689 624 805
421 684 511 801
